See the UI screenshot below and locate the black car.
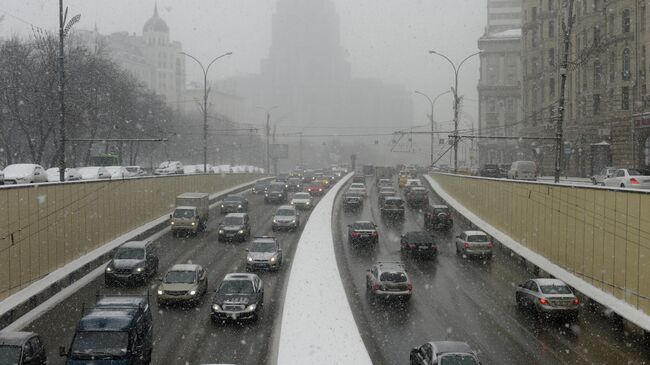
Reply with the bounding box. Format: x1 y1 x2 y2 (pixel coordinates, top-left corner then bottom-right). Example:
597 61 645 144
211 273 264 323
352 175 365 184
0 331 47 365
348 221 379 245
405 187 428 207
252 180 270 194
343 191 363 211
105 241 158 286
410 341 480 365
400 231 437 258
220 195 249 214
380 197 405 219
479 164 502 178
218 213 251 242
60 296 153 364
265 183 288 203
287 177 303 191
274 176 290 189
423 205 453 232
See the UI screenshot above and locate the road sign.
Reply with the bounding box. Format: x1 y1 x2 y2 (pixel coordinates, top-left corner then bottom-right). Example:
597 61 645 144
271 144 289 159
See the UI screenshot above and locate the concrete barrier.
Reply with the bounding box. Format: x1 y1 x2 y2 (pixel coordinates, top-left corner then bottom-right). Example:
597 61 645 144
277 173 373 365
426 173 650 332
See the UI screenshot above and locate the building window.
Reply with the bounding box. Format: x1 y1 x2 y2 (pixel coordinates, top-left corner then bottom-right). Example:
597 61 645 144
593 94 601 114
550 78 556 97
623 48 631 80
622 86 630 110
583 0 588 15
623 9 631 33
548 48 555 66
609 51 616 83
549 0 553 11
593 26 600 45
582 66 588 89
548 21 555 38
608 13 615 34
607 88 614 111
594 60 602 88
488 99 496 113
506 97 515 112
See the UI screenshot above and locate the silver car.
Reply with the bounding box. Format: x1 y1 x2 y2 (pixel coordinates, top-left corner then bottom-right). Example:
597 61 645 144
246 236 283 271
272 205 300 231
515 278 579 319
455 230 493 259
156 264 208 306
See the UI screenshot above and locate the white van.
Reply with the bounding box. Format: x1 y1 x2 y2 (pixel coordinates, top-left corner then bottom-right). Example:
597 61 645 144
507 161 537 180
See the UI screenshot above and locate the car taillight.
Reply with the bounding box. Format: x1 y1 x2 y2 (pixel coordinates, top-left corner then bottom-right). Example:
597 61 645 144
630 178 640 185
539 297 549 305
463 242 470 249
407 283 413 291
352 232 360 237
572 298 580 305
487 242 493 248
408 244 416 249
372 283 380 291
372 232 378 237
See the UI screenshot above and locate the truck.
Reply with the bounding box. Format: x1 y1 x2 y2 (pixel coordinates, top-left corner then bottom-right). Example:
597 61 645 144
374 166 394 184
170 193 210 236
362 164 375 177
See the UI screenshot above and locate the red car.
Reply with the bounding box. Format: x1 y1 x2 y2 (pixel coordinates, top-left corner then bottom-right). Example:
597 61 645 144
306 182 325 196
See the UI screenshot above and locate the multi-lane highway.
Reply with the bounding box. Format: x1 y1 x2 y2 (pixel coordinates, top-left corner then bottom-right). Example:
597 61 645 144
333 176 650 365
23 188 316 365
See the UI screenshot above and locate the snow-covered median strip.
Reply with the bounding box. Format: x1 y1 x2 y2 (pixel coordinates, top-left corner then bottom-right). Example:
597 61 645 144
425 174 650 332
278 173 372 365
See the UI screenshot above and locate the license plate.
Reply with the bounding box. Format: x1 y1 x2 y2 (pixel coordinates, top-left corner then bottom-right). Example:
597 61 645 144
418 246 429 250
230 314 238 320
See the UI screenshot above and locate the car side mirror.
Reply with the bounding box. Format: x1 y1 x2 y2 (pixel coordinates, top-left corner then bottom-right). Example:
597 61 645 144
59 346 68 357
157 276 163 282
169 214 172 220
456 235 460 239
245 248 249 252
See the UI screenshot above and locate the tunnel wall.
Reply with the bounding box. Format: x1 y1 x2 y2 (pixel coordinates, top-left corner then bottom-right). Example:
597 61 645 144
0 174 263 300
431 173 650 314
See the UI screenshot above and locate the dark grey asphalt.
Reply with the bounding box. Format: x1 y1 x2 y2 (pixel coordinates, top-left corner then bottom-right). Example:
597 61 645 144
24 189 317 365
333 177 650 365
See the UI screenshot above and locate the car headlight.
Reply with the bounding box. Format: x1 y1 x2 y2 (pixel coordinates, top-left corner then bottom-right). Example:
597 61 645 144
247 256 253 262
157 290 163 295
170 221 175 225
239 230 244 234
291 218 296 223
135 267 144 272
306 202 310 205
273 218 278 223
238 204 242 208
245 304 257 312
270 256 277 263
189 290 196 296
265 194 269 197
279 193 283 197
212 304 221 311
105 266 112 272
221 204 224 208
219 229 224 234
191 222 196 226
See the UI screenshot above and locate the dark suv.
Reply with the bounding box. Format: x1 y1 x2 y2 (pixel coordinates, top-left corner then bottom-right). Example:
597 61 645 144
400 231 437 258
211 273 264 323
287 177 303 191
348 221 379 245
380 197 405 219
423 205 453 232
252 180 270 194
265 183 287 204
479 164 501 178
343 191 363 211
218 213 251 242
366 261 412 301
220 195 249 214
105 241 158 286
410 341 480 365
405 187 428 207
0 331 47 365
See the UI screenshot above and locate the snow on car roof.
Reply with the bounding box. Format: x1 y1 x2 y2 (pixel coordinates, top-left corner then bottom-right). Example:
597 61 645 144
464 230 487 236
4 164 38 175
533 278 568 286
169 264 199 272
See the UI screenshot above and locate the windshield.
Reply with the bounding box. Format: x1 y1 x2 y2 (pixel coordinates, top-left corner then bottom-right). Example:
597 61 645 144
439 354 479 365
517 162 536 172
540 285 573 295
114 247 144 260
353 223 375 230
250 241 277 253
0 346 20 365
70 331 128 358
293 193 310 199
380 272 407 283
223 217 244 225
164 270 196 284
433 208 449 215
219 280 254 294
627 169 650 176
255 181 268 188
276 209 295 216
173 209 195 219
224 196 242 202
385 199 403 207
467 235 488 243
269 185 284 192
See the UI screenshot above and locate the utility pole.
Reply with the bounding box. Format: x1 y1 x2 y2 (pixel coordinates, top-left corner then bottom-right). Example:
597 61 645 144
58 0 66 182
415 90 451 167
257 105 278 175
299 132 303 166
555 0 575 183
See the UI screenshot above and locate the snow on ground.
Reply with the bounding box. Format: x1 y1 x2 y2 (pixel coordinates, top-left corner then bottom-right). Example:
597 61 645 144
425 174 650 332
278 173 372 365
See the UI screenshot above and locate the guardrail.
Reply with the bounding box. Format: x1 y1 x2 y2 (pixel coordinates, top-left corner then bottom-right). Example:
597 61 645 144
277 173 373 364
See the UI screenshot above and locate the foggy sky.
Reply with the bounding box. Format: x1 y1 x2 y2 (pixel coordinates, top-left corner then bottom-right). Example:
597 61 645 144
1 0 486 132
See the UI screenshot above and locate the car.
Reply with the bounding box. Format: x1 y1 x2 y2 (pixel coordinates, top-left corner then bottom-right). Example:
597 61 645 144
378 186 397 204
405 186 428 207
479 163 502 178
287 177 303 191
265 182 288 203
104 166 130 179
156 264 208 306
403 178 422 193
366 261 412 301
154 160 183 175
348 182 367 198
246 236 283 271
60 296 153 364
347 221 378 245
590 166 617 185
352 175 365 184
274 175 290 189
46 167 82 182
3 164 49 184
105 240 158 286
125 165 147 177
272 205 300 231
377 178 393 188
410 341 481 365
343 191 364 211
0 169 3 185
515 278 580 320
252 180 271 194
507 160 537 180
77 166 111 180
305 181 326 196
603 168 650 189
0 331 48 365
290 192 314 210
455 230 493 258
400 231 437 258
211 273 264 323
302 171 315 183
380 196 405 219
220 195 249 214
218 213 251 242
423 205 453 231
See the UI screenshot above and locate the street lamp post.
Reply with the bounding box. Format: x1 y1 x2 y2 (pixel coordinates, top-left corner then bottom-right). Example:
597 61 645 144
180 51 232 173
415 90 451 167
428 50 481 174
256 105 278 175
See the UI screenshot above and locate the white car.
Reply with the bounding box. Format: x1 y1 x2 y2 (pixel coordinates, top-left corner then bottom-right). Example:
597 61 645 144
290 192 314 210
591 166 618 185
3 164 48 184
184 164 213 174
603 168 650 189
104 166 129 179
507 161 537 180
78 166 111 180
125 166 146 177
46 167 82 182
348 182 367 198
154 161 183 175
